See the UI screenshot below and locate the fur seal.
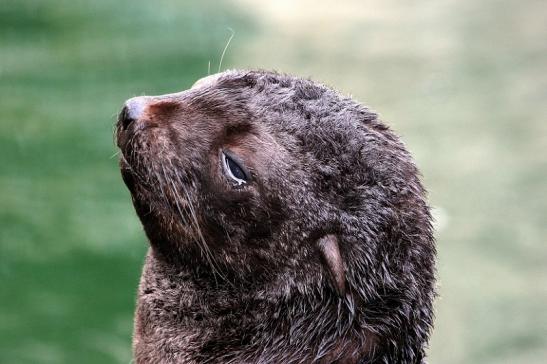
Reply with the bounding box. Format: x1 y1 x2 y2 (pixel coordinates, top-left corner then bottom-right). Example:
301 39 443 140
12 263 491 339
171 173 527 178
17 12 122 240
115 70 436 363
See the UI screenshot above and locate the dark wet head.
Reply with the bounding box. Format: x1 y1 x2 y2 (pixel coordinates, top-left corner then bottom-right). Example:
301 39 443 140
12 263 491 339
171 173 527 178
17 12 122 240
115 70 433 291
115 72 295 274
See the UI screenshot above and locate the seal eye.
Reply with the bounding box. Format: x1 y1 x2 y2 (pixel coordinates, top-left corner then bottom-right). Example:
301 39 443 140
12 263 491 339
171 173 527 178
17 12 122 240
222 151 248 185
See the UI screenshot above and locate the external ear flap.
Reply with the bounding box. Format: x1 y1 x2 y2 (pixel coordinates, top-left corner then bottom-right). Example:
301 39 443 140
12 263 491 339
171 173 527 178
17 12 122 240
317 234 346 297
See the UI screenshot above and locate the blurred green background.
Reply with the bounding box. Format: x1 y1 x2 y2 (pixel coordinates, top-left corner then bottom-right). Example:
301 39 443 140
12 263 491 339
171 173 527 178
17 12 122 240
1 0 546 363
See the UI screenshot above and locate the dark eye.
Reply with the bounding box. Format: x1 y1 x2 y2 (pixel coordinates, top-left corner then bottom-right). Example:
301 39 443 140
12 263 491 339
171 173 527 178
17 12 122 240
222 151 248 185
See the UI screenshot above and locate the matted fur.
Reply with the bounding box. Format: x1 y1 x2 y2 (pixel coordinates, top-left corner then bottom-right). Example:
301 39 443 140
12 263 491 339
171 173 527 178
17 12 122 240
116 70 436 364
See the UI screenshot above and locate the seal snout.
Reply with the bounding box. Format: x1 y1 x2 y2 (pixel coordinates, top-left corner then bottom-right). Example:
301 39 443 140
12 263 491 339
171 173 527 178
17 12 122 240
119 96 148 131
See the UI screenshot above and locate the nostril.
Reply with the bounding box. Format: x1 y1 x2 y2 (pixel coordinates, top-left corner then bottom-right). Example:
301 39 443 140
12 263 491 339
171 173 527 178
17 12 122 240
119 105 135 130
118 96 148 129
119 97 148 131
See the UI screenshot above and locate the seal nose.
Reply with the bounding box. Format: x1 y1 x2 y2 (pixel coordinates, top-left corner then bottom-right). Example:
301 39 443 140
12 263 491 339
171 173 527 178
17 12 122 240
119 97 148 130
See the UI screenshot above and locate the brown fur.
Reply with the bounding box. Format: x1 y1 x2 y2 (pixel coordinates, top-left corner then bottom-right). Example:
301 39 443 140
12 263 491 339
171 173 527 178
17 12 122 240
116 70 436 363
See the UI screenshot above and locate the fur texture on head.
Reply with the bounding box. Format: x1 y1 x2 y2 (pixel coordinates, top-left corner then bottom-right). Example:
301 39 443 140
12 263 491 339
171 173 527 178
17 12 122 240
116 70 436 363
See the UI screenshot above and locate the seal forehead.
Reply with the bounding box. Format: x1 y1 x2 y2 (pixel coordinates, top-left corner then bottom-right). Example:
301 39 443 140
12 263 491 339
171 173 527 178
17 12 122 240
191 73 223 90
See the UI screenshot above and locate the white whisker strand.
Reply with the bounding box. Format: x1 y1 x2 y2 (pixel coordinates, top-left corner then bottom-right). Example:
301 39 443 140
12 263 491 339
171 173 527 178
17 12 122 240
179 177 227 285
174 169 233 287
162 164 231 286
218 27 235 73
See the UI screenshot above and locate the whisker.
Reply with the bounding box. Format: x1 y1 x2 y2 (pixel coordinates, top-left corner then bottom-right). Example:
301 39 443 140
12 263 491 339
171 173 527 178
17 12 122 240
172 167 232 286
160 164 224 283
218 27 235 73
179 177 228 284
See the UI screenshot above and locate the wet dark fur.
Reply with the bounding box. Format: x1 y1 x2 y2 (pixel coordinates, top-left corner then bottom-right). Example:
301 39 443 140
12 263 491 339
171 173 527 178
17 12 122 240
116 70 436 363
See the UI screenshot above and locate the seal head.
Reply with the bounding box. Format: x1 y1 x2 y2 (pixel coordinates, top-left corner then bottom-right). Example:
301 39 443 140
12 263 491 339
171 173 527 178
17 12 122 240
116 70 436 363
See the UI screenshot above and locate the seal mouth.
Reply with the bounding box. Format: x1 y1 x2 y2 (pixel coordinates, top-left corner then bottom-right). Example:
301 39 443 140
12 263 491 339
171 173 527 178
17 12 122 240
115 108 149 197
119 157 137 193
115 107 139 150
115 110 149 170
115 109 131 153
